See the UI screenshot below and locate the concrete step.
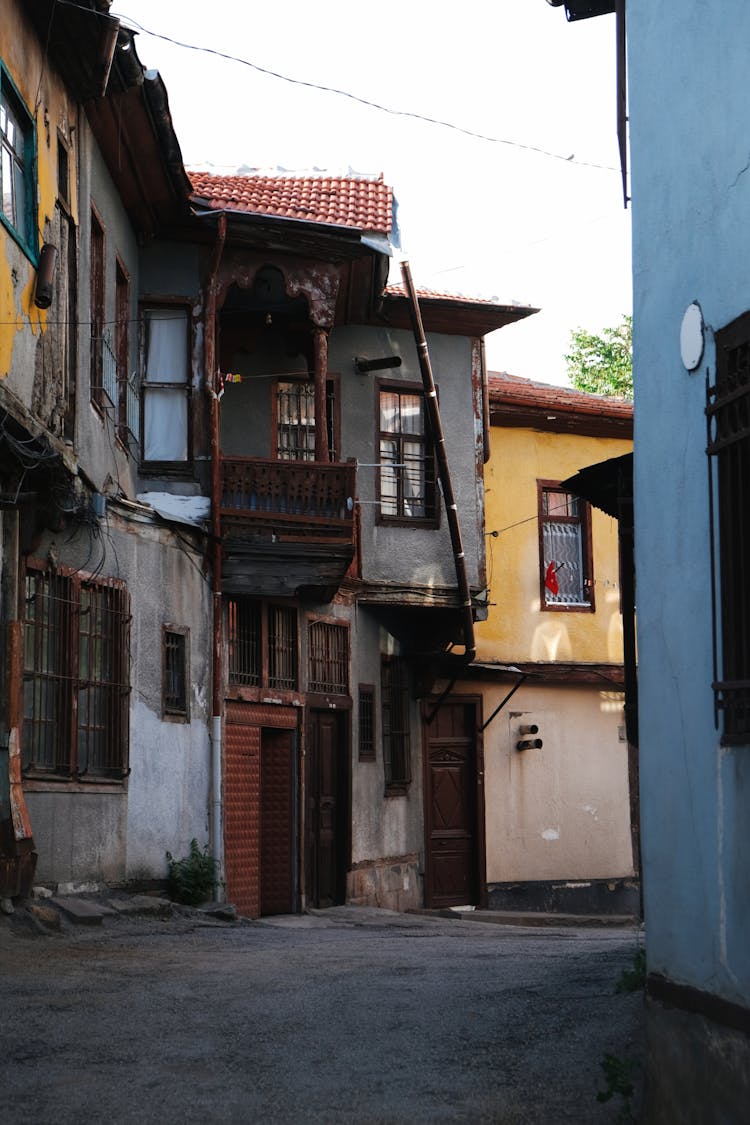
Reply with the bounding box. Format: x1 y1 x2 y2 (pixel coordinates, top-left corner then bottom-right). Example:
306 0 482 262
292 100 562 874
51 897 117 925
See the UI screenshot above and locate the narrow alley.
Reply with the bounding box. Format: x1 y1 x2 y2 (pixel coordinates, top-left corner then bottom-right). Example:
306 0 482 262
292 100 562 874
0 905 643 1124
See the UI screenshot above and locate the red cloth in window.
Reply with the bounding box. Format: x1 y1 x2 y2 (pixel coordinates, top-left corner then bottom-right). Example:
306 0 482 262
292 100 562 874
544 561 559 596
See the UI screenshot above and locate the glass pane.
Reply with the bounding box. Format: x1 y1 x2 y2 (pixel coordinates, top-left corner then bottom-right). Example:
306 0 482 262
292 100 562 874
144 310 188 384
144 388 188 461
398 393 424 436
2 147 13 225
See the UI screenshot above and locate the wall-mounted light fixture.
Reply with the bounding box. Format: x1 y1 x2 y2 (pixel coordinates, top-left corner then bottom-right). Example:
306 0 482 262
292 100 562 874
355 355 402 375
34 243 58 310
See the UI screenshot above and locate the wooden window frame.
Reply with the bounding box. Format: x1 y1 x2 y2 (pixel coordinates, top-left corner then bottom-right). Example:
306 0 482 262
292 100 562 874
139 302 192 469
381 655 411 794
56 129 70 213
271 374 340 463
227 598 299 693
307 618 349 695
162 625 189 722
21 561 131 783
537 479 595 613
89 205 107 412
376 380 438 527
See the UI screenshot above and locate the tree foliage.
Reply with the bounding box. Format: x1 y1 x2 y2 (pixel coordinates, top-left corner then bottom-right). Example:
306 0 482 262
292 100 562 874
565 315 632 399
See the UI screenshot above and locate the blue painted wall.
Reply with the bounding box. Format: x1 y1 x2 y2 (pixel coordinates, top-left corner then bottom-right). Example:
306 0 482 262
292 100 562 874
629 1 750 1006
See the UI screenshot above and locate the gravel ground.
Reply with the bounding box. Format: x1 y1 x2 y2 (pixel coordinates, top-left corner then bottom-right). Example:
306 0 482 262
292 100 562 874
0 902 644 1124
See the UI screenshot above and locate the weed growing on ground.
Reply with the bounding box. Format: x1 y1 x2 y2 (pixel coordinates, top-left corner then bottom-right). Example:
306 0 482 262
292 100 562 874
616 947 647 994
597 1052 640 1122
166 839 217 905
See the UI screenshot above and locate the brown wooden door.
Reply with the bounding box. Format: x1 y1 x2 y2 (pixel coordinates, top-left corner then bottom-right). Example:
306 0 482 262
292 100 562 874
260 729 296 916
306 711 346 908
225 703 261 918
424 699 482 908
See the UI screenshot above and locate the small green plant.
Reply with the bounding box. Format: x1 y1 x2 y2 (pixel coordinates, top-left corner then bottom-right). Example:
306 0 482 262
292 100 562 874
597 1052 640 1122
166 839 217 906
616 947 647 994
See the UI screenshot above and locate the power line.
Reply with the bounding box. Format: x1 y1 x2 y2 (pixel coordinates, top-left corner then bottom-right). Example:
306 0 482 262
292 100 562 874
115 14 618 174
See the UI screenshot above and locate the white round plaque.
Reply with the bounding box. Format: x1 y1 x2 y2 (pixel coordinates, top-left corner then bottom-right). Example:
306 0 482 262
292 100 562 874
680 302 704 371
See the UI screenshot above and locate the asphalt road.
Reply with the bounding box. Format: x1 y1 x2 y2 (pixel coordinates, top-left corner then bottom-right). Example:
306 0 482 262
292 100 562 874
0 905 644 1124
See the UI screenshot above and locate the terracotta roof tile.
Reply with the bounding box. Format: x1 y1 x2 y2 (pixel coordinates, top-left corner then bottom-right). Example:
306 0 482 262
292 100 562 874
385 284 530 310
189 171 393 234
489 370 633 420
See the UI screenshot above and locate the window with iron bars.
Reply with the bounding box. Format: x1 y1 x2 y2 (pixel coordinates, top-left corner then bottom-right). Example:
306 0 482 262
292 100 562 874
378 385 437 522
227 599 298 691
275 379 336 461
358 683 376 760
707 308 750 744
22 565 131 780
381 656 411 792
538 482 594 610
163 626 189 721
308 620 349 694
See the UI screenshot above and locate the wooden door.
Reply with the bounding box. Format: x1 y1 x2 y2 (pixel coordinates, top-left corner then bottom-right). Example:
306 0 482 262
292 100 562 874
260 729 296 916
424 699 482 908
306 711 346 908
225 702 261 918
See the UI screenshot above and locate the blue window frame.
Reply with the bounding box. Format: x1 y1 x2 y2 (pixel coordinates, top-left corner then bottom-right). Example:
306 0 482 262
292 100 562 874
0 66 36 259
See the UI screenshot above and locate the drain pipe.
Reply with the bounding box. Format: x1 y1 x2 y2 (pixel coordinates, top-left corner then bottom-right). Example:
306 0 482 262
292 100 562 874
206 214 227 889
400 260 476 669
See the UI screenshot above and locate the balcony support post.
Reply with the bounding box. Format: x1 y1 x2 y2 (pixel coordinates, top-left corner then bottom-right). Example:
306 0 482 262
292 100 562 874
313 327 330 462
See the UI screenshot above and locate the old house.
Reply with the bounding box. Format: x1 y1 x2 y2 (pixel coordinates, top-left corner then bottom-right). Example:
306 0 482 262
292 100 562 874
168 174 535 916
548 0 750 1117
1 0 538 916
433 371 636 913
0 0 210 900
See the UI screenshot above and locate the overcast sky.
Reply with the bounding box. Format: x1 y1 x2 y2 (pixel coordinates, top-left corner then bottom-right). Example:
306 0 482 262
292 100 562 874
112 1 632 385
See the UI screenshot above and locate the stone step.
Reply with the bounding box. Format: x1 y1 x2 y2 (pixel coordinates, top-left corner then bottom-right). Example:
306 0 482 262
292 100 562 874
50 897 117 925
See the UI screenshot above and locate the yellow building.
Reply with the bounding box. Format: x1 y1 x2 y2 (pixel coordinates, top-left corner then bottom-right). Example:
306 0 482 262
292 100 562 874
429 371 637 916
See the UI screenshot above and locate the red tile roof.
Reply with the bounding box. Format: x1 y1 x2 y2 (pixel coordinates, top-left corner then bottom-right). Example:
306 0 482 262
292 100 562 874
489 370 633 421
385 284 530 309
189 171 393 234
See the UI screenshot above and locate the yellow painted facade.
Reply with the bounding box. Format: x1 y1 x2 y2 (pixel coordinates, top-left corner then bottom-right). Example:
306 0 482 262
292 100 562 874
476 425 633 666
0 0 77 379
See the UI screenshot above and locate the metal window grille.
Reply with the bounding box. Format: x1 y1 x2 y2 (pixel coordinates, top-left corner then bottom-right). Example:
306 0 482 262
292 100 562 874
163 629 188 717
227 598 262 686
381 656 411 788
276 380 337 462
308 621 348 694
268 605 298 690
124 369 140 444
707 319 750 743
379 389 435 519
277 381 316 461
358 683 375 760
541 488 591 606
22 567 130 779
101 332 118 407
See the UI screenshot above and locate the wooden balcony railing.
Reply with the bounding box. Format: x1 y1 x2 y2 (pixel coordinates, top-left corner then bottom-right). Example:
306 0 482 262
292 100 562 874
220 456 356 543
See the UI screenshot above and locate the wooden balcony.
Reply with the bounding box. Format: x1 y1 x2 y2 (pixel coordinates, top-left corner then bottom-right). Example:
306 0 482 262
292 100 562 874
220 456 356 599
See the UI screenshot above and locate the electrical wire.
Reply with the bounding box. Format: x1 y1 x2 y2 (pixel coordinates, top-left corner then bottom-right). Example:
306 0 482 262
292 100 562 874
114 13 618 174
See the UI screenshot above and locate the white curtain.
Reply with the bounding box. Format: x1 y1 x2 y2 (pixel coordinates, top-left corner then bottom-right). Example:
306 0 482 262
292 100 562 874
143 310 188 461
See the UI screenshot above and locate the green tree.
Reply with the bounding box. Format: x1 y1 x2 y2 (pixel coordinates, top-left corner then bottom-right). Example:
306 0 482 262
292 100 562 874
565 314 632 398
